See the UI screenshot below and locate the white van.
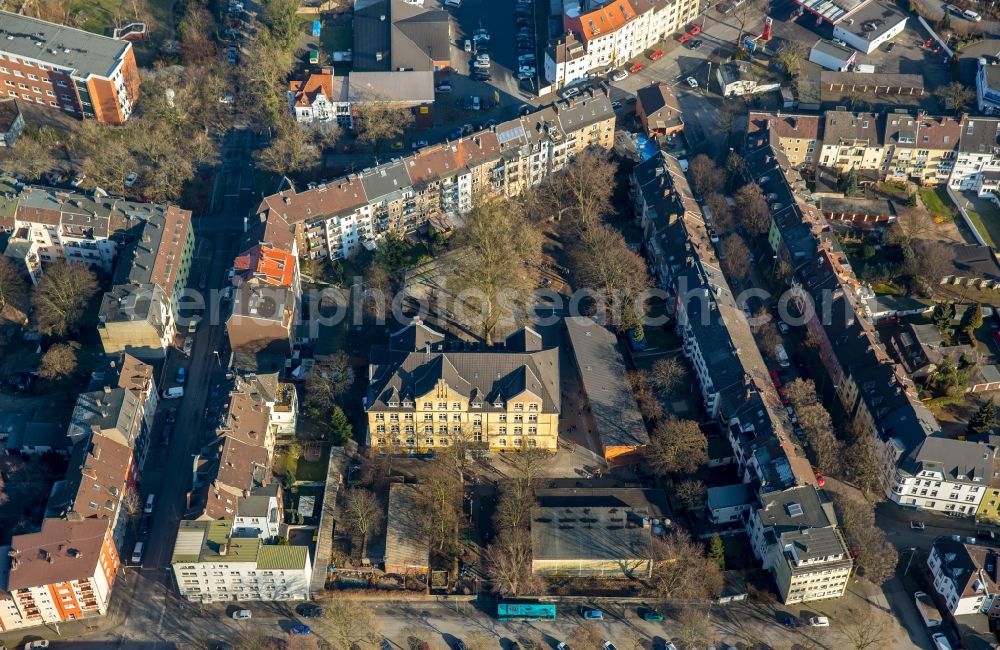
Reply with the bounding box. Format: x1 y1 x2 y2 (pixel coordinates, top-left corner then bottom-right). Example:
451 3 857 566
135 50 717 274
963 8 982 21
932 633 953 650
162 386 184 399
144 494 155 514
131 541 144 564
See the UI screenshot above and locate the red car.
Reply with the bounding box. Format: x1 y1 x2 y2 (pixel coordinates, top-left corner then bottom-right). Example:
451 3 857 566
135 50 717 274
769 369 779 380
678 33 692 43
629 62 644 73
648 49 664 61
688 24 702 36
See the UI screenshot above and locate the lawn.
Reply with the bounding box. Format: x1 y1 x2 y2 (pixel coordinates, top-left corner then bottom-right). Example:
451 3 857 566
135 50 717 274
322 20 353 54
967 204 1000 249
296 446 331 482
918 188 956 219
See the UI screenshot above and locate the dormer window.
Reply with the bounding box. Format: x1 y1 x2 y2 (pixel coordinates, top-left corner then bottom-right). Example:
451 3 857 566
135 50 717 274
403 400 413 408
472 401 482 408
388 400 399 408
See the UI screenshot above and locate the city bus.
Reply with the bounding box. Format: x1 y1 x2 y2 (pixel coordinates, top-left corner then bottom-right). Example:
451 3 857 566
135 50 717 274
497 601 556 621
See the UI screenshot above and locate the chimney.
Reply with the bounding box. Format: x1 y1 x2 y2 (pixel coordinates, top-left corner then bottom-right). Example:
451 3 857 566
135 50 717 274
219 543 228 556
103 385 111 394
283 196 292 205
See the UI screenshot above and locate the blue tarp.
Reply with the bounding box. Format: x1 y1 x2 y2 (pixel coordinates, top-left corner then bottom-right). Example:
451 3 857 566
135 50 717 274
312 20 322 36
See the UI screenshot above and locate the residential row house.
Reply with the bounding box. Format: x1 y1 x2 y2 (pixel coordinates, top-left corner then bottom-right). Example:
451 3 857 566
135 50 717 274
97 205 195 360
171 520 312 603
747 110 963 187
0 354 154 631
546 0 701 89
255 88 615 262
928 537 999 616
364 320 560 452
744 123 993 518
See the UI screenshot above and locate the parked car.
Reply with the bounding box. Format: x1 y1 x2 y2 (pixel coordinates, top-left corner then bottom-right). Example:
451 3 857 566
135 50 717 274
639 607 664 621
474 28 490 41
162 387 184 399
176 367 186 384
582 608 604 620
472 71 492 81
71 174 86 188
911 521 926 530
130 541 144 564
472 96 481 111
166 407 178 423
602 643 618 650
24 640 50 649
685 76 699 88
611 69 629 81
436 82 452 92
779 613 801 627
182 337 194 356
145 494 155 514
563 87 581 99
296 603 323 618
139 514 151 535
808 616 830 627
464 39 473 52
290 625 311 635
124 172 139 187
932 633 954 650
688 38 703 49
232 609 252 620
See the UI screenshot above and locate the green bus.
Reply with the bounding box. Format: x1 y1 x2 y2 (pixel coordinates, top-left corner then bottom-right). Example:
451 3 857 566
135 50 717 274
497 601 556 621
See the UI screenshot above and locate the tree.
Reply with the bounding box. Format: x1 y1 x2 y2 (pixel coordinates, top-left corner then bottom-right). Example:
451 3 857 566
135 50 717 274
935 81 975 113
721 234 751 280
122 486 141 519
843 168 860 197
837 607 895 650
960 303 984 340
567 623 604 650
705 191 734 233
304 352 355 419
707 533 725 571
651 530 723 599
785 377 819 409
0 130 55 180
255 116 322 176
910 239 955 291
178 2 216 63
324 600 379 650
232 628 273 650
969 399 998 435
932 302 956 335
0 257 27 314
38 343 78 383
688 154 724 198
260 0 301 52
647 417 707 475
450 197 542 344
285 636 322 650
676 606 714 649
32 262 99 336
329 405 353 444
342 488 384 558
724 151 747 191
887 206 934 248
419 471 462 553
845 433 883 497
650 357 685 395
775 40 808 76
568 223 649 330
543 149 617 229
830 489 899 585
675 479 705 511
482 529 543 596
797 403 841 475
233 33 295 126
753 313 783 363
732 183 772 236
353 101 415 153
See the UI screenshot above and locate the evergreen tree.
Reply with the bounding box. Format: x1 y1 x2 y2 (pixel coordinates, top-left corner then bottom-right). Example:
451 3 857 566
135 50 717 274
932 302 956 335
708 534 726 571
843 169 859 197
969 399 998 435
961 303 984 340
329 405 353 444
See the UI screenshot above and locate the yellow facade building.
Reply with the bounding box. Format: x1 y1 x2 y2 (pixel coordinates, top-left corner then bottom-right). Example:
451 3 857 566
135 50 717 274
365 322 560 452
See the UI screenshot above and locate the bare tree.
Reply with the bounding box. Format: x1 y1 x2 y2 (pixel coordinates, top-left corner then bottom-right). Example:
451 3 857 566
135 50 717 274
482 528 543 596
324 600 379 650
675 479 706 511
752 311 783 363
232 627 273 650
463 633 497 650
910 239 955 292
797 403 841 475
888 206 935 248
732 183 772 236
830 489 899 585
420 471 463 553
675 605 714 650
721 234 751 280
304 352 355 420
32 261 99 336
342 488 384 558
567 623 605 649
0 131 55 180
705 191 734 233
688 154 724 198
450 197 542 344
568 223 649 330
845 432 883 497
837 606 895 650
38 343 79 384
255 115 322 176
543 149 617 229
785 377 818 409
651 530 723 599
935 81 976 113
353 100 415 154
0 257 27 315
177 1 216 63
647 417 707 475
122 486 141 519
650 357 686 396
775 40 809 76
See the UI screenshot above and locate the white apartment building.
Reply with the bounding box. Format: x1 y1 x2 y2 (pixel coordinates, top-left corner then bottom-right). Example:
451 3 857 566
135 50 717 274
288 69 351 128
948 117 1000 192
886 437 993 515
928 537 998 616
0 519 120 631
747 486 853 605
172 520 312 603
818 111 889 172
233 485 282 541
548 0 697 88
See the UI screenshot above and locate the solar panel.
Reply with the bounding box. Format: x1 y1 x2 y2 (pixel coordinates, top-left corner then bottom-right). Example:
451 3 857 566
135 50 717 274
498 124 526 145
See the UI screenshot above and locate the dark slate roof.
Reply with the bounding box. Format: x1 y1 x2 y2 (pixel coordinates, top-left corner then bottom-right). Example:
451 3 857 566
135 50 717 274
505 326 543 352
366 347 560 413
389 319 445 352
359 160 413 202
959 118 1000 155
564 317 648 449
900 437 997 482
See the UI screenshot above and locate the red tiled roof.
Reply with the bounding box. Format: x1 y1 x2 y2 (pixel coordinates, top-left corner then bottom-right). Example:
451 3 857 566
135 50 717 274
576 0 637 42
6 518 111 590
234 245 296 288
289 70 335 108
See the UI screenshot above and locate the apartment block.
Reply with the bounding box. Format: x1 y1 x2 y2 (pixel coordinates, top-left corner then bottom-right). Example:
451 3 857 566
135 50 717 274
365 321 560 452
0 518 119 631
748 113 823 168
255 88 615 261
928 537 998 616
887 438 994 515
548 0 698 88
0 11 140 123
747 486 852 604
171 520 312 603
97 205 195 359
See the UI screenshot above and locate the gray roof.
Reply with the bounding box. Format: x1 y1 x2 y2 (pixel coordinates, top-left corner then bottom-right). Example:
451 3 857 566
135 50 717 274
0 98 20 132
718 61 755 86
98 282 170 330
237 483 280 518
811 39 855 62
707 483 755 511
359 159 414 202
819 196 895 217
958 118 1000 154
389 319 445 352
0 10 132 78
531 490 659 563
981 60 1000 93
780 527 849 562
348 71 435 103
392 8 452 68
756 485 838 531
901 437 997 482
823 111 882 144
66 386 143 446
384 484 429 570
564 317 648 449
367 345 560 413
835 1 907 43
353 0 451 72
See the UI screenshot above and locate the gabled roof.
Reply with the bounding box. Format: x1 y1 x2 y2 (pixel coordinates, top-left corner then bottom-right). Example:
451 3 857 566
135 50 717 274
5 518 111 590
257 177 369 224
289 70 347 107
575 0 638 42
389 318 445 351
233 245 296 288
384 483 429 569
636 83 682 127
